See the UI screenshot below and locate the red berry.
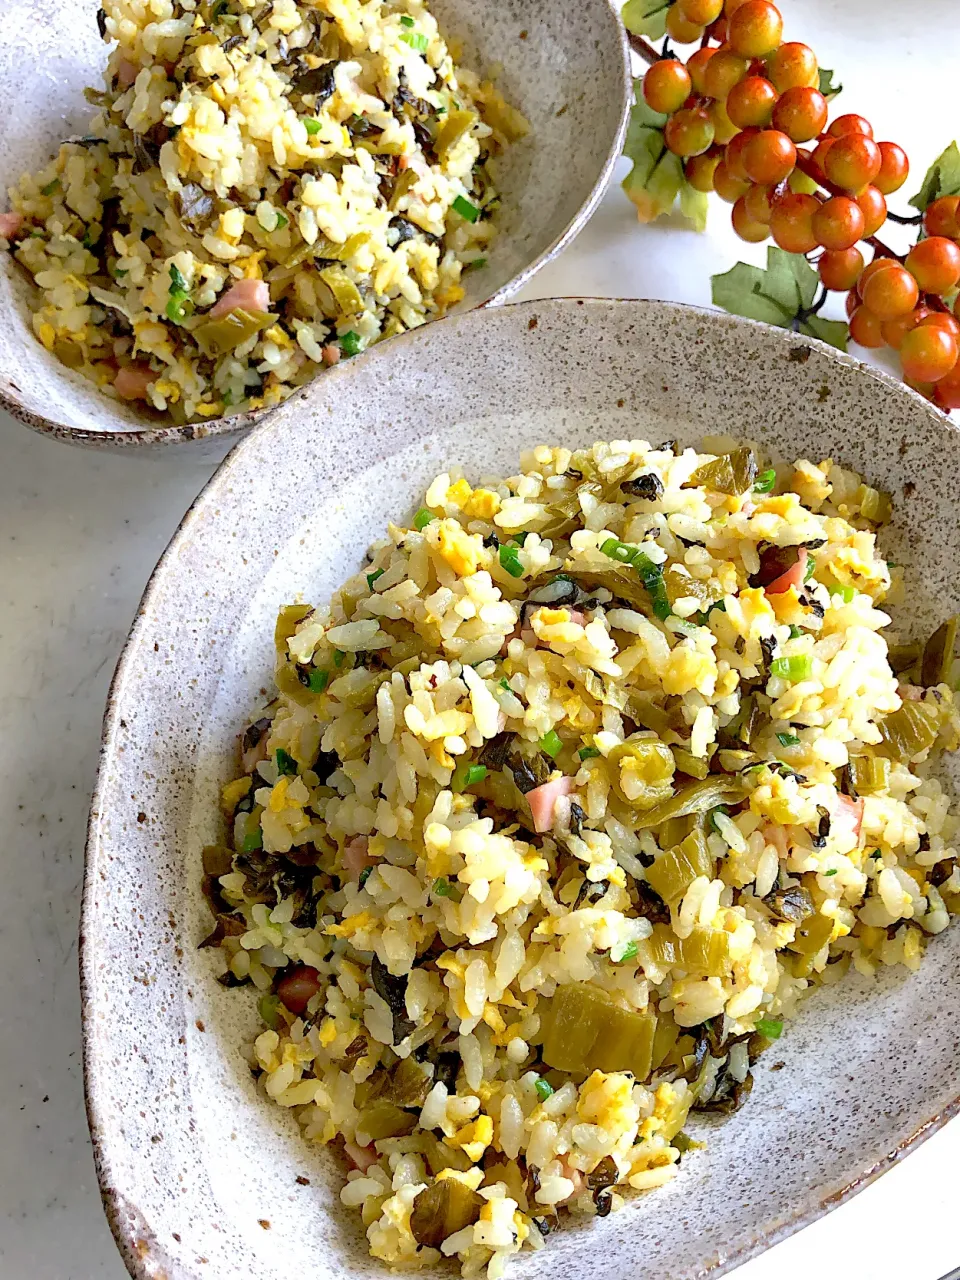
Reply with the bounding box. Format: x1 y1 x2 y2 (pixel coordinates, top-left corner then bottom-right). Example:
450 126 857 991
860 262 920 319
823 134 882 192
704 47 749 98
880 306 928 352
812 196 865 251
849 306 884 349
769 193 819 253
900 324 959 383
726 75 778 129
818 246 865 292
727 0 783 57
828 114 874 139
643 60 693 114
664 108 715 157
732 195 771 242
742 129 797 185
685 151 722 193
766 42 818 92
875 142 909 196
714 160 751 202
905 237 960 294
856 186 887 238
772 86 828 143
924 196 960 239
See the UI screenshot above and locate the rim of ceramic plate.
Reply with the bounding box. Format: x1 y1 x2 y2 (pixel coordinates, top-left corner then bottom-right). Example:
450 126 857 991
81 297 955 1280
0 14 631 451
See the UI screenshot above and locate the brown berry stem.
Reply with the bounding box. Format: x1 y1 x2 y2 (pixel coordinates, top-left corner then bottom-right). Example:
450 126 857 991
629 31 663 65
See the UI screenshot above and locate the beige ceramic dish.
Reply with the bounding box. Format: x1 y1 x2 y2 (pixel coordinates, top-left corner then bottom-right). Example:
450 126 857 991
83 298 960 1280
0 0 629 450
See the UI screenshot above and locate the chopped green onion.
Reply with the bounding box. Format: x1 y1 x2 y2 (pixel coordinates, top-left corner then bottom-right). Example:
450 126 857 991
871 848 882 859
433 877 452 897
824 868 838 876
303 117 322 136
333 649 345 667
600 537 670 619
241 829 262 852
258 993 282 1028
413 507 435 531
452 762 488 791
539 730 562 758
366 567 384 590
706 599 727 615
499 544 524 578
512 532 529 546
212 0 229 17
41 179 60 196
465 257 488 271
400 29 429 52
534 1078 554 1102
753 468 776 493
776 732 801 747
578 746 601 760
399 13 415 25
358 866 373 889
804 553 816 582
755 1017 783 1040
275 747 298 775
165 297 189 323
308 668 329 693
169 263 188 293
340 330 362 357
113 267 128 276
452 194 480 222
770 654 813 681
499 677 512 692
830 584 855 603
788 624 803 639
274 211 289 229
615 941 639 963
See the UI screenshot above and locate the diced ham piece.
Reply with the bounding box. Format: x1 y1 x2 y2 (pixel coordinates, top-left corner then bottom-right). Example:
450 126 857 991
397 155 410 171
765 549 808 596
569 608 586 626
275 964 321 1015
344 1141 379 1172
0 212 22 240
114 365 157 400
899 683 923 702
527 776 575 833
343 835 374 882
117 58 139 88
210 278 270 319
321 343 341 367
834 794 864 846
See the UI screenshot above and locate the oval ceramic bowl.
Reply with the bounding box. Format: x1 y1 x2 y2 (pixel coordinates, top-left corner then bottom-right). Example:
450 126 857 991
83 298 960 1280
0 0 629 450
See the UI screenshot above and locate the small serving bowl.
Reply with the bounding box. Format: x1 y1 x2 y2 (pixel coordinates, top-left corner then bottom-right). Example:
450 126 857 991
0 0 629 450
84 298 960 1280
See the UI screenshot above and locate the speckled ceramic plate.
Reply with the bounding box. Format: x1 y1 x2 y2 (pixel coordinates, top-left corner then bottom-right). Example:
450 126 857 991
83 298 960 1280
0 0 629 451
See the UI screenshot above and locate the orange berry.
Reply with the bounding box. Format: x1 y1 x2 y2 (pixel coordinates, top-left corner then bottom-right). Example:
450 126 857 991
643 60 693 115
766 42 818 92
812 195 865 251
665 5 705 42
742 129 797 185
818 246 865 292
828 114 874 139
875 142 909 196
726 75 778 129
769 193 819 253
860 262 920 319
732 195 770 242
856 186 887 238
685 151 722 192
677 0 725 24
703 46 749 99
686 46 718 94
714 160 751 202
727 0 783 58
772 86 828 143
925 196 960 239
849 305 884 349
880 306 928 352
743 183 775 225
905 237 960 294
900 324 959 383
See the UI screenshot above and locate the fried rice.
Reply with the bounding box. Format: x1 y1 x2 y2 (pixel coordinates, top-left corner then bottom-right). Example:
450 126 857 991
202 437 960 1278
0 0 524 423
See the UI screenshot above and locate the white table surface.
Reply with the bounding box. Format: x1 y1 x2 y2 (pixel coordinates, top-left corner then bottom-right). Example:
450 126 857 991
3 2 960 1276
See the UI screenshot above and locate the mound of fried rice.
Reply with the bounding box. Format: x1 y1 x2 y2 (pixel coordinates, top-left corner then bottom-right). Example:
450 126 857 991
1 0 524 423
202 438 960 1278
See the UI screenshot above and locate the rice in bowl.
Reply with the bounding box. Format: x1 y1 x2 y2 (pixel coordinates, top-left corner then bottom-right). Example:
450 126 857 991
202 438 960 1278
0 0 524 423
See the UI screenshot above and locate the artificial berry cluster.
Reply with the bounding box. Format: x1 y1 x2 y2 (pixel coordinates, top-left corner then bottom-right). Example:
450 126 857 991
639 0 960 409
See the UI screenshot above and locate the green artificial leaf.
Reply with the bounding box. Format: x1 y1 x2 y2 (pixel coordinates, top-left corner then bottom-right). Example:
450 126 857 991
679 183 709 232
621 80 707 229
909 141 960 212
818 68 842 100
802 314 848 351
621 0 670 39
712 248 848 351
712 247 818 324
